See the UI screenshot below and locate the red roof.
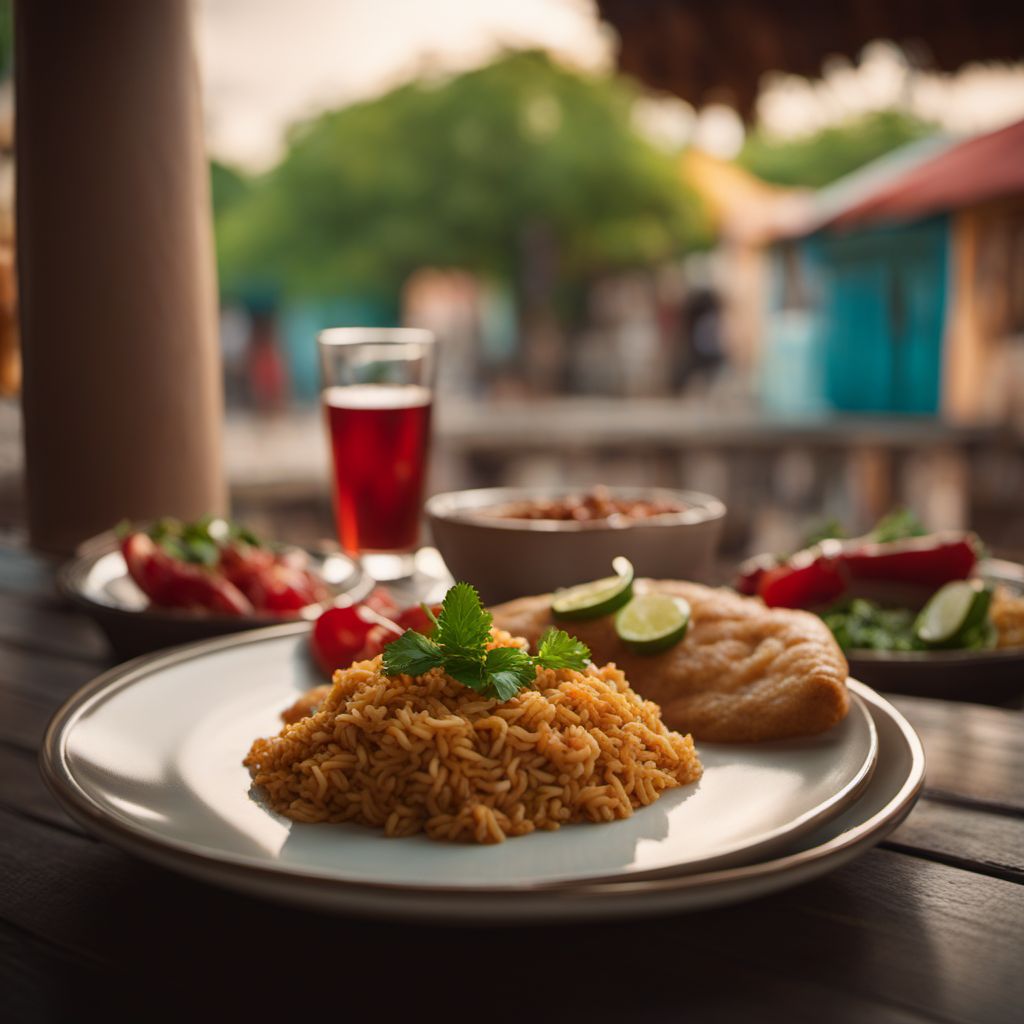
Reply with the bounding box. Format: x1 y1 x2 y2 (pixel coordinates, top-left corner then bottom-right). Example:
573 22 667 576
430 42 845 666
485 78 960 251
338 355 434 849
827 118 1024 231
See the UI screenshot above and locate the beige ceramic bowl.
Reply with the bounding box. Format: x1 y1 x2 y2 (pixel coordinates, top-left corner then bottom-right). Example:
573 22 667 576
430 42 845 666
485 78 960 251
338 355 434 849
426 486 726 604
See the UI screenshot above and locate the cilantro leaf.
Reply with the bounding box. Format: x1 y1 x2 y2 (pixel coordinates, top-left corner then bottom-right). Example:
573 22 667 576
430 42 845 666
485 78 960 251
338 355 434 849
443 653 488 693
485 646 538 696
486 671 528 703
382 630 445 677
535 628 590 671
380 582 589 703
433 582 493 655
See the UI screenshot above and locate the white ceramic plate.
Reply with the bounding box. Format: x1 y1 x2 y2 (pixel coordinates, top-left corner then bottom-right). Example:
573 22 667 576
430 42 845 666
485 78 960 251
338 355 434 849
41 626 914 922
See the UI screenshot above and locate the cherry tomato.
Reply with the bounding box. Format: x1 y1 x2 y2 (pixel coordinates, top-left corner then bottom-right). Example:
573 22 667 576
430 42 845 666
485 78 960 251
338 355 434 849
310 605 376 676
360 623 399 660
395 604 441 635
363 586 401 619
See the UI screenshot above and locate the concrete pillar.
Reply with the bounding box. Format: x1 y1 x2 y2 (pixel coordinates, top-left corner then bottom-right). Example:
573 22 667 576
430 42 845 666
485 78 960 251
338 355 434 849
16 0 226 553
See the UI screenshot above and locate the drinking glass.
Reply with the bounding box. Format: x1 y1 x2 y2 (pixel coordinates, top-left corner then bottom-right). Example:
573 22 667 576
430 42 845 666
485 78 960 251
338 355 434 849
317 327 437 581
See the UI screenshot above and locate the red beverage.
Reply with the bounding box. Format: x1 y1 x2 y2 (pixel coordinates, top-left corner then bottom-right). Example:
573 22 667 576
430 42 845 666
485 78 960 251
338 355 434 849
324 384 432 554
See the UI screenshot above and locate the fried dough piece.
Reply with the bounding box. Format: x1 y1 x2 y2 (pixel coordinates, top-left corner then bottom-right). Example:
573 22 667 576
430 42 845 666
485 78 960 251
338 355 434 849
491 579 849 743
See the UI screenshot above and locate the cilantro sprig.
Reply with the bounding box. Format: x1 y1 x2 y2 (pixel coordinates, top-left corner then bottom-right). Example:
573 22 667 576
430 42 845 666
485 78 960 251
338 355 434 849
382 582 591 701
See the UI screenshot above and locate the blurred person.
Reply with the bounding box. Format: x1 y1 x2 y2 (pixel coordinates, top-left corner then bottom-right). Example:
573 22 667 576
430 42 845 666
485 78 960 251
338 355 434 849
246 309 290 414
219 304 249 408
677 288 725 393
403 269 481 397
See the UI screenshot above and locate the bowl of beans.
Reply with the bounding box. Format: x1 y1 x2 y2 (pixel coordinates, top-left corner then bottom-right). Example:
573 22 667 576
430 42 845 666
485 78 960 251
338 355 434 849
426 485 726 604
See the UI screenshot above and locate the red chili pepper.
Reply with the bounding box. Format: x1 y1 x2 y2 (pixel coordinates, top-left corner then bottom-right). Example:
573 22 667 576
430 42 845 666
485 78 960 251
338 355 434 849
757 553 847 609
121 533 254 615
243 563 320 613
840 532 978 588
751 531 980 609
221 542 332 613
735 553 779 596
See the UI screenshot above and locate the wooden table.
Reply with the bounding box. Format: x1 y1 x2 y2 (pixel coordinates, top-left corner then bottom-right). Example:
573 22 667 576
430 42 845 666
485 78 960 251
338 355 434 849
2 543 1022 1023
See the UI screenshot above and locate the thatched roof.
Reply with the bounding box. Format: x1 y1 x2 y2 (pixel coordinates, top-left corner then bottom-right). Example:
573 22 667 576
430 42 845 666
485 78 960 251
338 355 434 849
597 0 1024 118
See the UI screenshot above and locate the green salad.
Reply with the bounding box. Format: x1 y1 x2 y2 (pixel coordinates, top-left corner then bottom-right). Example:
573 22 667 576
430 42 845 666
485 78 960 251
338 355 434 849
823 581 997 653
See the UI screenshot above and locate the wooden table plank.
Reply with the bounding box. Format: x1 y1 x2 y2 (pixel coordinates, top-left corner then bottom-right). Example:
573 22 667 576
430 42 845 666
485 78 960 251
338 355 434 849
0 690 56 753
2 544 1022 1021
893 696 1024 814
0 592 109 664
0 645 107 706
0 544 63 600
683 851 1024 1024
1 801 1020 1023
0 743 87 836
0 911 932 1024
0 921 117 1024
885 801 1024 882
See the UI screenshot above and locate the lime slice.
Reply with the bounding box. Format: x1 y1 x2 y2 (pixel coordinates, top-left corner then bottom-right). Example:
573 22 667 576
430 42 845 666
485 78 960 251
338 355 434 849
615 593 691 654
551 557 634 620
914 580 992 647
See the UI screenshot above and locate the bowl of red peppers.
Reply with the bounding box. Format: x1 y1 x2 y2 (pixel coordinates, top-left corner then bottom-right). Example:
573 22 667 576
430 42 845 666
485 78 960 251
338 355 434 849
59 517 371 660
735 509 1024 700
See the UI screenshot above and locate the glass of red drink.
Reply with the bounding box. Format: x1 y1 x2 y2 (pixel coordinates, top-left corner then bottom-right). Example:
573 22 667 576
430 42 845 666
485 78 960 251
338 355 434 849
317 328 436 581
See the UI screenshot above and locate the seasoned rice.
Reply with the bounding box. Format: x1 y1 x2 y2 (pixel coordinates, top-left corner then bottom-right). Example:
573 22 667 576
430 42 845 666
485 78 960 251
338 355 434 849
244 631 702 844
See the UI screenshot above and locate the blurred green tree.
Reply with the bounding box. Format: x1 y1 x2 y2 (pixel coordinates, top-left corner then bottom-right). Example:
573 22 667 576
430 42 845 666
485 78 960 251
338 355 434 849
210 160 250 218
215 51 709 304
0 1 11 80
739 109 938 189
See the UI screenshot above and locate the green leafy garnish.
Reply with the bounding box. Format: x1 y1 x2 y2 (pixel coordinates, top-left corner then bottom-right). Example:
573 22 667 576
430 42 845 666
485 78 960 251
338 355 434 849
381 629 445 677
823 599 920 651
382 582 591 701
142 516 264 566
432 582 493 656
822 595 997 652
535 627 591 669
870 508 927 544
801 518 847 548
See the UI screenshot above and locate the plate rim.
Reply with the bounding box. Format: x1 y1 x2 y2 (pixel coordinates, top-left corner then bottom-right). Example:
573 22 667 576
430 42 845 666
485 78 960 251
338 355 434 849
40 624 923 907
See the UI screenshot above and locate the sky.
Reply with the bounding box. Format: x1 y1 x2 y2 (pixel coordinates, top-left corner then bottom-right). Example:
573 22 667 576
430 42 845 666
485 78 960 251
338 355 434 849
195 0 612 170
195 0 1024 170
